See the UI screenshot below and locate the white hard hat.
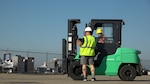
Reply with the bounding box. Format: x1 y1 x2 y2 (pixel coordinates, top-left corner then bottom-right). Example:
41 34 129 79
84 27 92 32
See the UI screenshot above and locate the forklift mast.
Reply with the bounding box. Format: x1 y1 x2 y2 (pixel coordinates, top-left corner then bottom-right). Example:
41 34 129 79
62 19 80 73
67 19 80 59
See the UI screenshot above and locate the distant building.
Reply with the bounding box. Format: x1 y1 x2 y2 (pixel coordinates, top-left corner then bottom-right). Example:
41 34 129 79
12 55 34 73
47 58 62 73
36 58 63 74
24 57 34 73
12 55 25 73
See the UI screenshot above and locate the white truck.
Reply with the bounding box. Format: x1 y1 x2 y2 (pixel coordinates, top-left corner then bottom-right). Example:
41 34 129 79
0 53 15 73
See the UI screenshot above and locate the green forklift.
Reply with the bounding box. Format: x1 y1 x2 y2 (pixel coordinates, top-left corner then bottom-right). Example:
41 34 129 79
62 19 142 81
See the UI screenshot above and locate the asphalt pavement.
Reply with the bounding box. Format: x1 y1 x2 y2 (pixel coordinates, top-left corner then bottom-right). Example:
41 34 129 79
0 73 150 84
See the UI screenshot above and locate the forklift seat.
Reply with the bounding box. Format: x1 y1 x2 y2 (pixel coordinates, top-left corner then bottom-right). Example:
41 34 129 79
94 44 107 67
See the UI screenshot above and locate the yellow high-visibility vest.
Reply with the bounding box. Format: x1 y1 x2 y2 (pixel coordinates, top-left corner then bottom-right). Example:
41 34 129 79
80 35 96 56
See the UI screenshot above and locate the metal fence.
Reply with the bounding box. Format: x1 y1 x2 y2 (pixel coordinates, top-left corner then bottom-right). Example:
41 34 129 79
0 49 62 67
0 49 149 70
141 60 150 70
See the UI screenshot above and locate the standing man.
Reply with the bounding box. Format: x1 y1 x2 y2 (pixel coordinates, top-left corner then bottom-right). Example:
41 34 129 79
77 27 96 82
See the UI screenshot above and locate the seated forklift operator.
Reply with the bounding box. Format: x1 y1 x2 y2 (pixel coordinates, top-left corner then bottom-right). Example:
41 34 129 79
95 28 107 67
96 28 105 50
77 27 96 81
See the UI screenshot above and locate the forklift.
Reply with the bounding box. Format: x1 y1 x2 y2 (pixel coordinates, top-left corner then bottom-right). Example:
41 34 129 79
62 19 142 81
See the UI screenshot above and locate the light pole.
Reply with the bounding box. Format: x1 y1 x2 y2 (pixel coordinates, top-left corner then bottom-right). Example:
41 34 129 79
46 52 48 66
27 50 30 57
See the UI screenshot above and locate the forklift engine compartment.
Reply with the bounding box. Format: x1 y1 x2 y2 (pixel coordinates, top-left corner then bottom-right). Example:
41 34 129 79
62 19 142 81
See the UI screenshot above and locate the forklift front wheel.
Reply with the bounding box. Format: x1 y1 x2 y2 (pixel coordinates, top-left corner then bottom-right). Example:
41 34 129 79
68 61 83 80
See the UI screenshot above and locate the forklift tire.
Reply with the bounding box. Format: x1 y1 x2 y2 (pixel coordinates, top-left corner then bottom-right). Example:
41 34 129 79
119 65 137 81
68 61 83 80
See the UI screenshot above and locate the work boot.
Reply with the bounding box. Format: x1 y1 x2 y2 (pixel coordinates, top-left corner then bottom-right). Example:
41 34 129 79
83 78 87 82
91 78 96 82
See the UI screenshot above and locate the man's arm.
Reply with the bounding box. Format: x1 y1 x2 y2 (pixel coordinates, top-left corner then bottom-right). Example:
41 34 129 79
77 38 84 47
77 39 82 46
